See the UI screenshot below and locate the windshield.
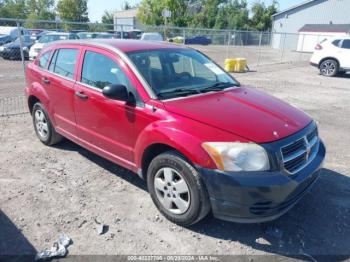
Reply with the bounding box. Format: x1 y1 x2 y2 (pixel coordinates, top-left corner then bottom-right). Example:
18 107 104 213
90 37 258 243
127 49 239 100
39 34 68 43
14 35 32 43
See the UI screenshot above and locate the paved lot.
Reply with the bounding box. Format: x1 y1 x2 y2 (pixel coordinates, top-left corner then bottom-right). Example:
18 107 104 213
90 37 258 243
0 51 350 260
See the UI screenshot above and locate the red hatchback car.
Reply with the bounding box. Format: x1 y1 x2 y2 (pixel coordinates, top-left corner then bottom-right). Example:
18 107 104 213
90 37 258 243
25 39 325 225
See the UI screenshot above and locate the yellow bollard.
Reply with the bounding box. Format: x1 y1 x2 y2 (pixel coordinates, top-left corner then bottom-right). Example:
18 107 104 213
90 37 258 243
234 58 247 72
224 58 236 72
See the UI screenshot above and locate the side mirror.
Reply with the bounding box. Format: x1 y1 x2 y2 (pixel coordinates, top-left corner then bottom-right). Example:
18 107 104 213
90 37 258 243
102 84 129 101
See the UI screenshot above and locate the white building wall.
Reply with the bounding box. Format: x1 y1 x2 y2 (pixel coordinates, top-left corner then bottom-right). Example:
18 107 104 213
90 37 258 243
272 0 350 49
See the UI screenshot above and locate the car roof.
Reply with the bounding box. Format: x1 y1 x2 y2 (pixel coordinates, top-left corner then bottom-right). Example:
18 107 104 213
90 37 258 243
48 39 186 52
142 32 161 35
46 32 73 36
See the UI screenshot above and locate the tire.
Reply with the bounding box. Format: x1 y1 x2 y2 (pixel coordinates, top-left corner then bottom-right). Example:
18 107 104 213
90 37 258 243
319 59 338 77
32 102 62 146
147 151 210 226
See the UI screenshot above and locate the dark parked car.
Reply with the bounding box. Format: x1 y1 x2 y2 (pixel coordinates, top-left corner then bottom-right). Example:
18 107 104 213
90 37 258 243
77 32 118 39
107 31 129 39
0 35 34 60
25 40 325 226
185 36 212 45
77 32 99 39
28 29 46 41
0 34 12 46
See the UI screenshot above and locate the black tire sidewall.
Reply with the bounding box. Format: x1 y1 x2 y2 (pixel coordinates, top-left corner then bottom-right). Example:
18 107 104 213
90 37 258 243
147 152 208 226
32 102 53 145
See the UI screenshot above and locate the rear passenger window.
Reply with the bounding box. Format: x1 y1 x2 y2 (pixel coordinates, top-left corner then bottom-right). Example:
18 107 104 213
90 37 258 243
341 40 350 49
81 51 132 90
38 51 52 69
48 48 78 79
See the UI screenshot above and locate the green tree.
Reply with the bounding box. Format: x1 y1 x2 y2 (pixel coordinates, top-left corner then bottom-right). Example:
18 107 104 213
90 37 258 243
192 0 223 28
26 0 55 20
136 0 277 31
0 0 27 19
25 0 56 28
122 1 132 10
189 0 250 30
137 0 189 27
101 10 113 24
57 0 89 22
250 1 278 31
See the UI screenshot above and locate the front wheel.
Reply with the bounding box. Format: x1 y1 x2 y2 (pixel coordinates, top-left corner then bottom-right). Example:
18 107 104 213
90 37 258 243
319 59 338 77
147 151 210 226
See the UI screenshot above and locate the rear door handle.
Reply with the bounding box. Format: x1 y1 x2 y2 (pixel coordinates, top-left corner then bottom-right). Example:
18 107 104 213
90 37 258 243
75 91 88 100
41 77 50 84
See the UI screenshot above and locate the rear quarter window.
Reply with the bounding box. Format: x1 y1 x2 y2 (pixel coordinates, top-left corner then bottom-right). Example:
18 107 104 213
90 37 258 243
48 48 78 79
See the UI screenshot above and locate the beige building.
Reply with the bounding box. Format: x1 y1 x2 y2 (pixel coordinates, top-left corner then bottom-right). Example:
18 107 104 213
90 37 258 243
113 9 141 31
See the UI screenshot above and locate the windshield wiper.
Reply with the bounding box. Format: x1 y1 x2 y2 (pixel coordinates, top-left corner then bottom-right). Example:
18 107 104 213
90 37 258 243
157 88 200 98
200 82 236 93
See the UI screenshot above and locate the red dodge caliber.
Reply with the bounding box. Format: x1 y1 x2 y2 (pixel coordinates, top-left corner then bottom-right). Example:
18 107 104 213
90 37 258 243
25 39 325 225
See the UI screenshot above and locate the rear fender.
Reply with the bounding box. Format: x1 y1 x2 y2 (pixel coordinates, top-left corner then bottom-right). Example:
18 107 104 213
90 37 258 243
26 82 55 125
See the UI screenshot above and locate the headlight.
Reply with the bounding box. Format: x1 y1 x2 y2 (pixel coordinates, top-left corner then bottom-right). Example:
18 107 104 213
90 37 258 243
202 142 270 172
0 46 4 52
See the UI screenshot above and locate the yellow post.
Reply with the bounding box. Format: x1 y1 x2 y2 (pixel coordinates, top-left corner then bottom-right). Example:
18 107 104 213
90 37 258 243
224 58 237 72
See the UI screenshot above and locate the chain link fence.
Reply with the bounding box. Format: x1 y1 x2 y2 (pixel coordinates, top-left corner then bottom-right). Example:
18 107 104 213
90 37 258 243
0 18 332 117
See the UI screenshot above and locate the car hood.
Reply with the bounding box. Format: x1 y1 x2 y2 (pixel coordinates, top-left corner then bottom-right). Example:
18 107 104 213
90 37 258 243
163 86 311 143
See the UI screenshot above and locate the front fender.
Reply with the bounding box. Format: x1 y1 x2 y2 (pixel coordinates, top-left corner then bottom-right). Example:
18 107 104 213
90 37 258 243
134 121 216 171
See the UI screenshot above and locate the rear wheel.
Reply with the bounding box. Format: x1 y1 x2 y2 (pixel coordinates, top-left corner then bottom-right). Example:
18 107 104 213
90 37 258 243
32 102 62 146
147 151 210 226
319 59 338 77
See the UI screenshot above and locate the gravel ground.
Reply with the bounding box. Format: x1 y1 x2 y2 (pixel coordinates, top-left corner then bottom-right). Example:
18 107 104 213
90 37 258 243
1 61 350 260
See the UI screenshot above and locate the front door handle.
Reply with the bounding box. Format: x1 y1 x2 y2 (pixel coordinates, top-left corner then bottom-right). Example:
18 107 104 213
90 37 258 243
75 91 88 100
41 77 50 84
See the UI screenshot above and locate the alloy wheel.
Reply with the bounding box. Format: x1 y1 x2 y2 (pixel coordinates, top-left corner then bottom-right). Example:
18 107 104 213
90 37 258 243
154 167 190 215
320 61 336 76
34 109 49 140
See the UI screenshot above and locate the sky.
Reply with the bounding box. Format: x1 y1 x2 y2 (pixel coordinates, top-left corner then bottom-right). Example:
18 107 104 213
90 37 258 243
88 0 306 22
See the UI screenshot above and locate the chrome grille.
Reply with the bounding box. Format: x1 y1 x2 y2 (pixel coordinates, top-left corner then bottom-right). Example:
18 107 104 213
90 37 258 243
281 128 319 174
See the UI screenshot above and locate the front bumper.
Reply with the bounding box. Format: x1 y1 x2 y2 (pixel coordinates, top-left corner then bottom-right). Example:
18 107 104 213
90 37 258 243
197 126 326 223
